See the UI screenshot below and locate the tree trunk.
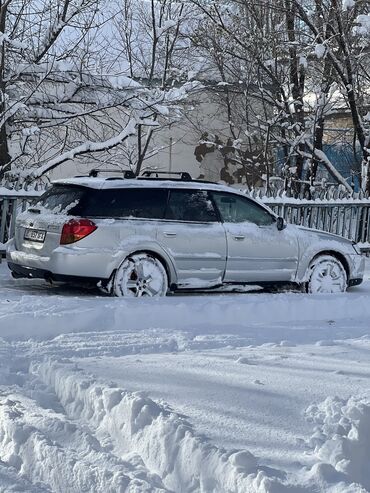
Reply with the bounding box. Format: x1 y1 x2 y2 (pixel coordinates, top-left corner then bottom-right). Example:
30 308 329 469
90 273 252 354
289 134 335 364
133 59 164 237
0 2 11 182
285 0 305 197
0 119 11 181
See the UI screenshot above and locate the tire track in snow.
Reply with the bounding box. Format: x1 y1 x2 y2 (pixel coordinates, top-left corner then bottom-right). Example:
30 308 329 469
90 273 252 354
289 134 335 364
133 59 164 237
25 329 250 360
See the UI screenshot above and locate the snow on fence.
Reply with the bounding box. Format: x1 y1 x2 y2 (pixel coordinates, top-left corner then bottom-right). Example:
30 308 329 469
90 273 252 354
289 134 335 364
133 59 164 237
1 189 370 259
252 194 370 251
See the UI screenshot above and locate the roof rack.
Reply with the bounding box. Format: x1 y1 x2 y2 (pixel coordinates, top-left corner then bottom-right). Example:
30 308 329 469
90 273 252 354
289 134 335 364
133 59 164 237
140 171 192 181
80 169 198 183
88 169 136 179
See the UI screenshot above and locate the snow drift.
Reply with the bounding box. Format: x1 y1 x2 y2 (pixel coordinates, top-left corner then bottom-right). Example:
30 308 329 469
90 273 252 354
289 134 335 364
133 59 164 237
306 396 370 492
33 359 289 493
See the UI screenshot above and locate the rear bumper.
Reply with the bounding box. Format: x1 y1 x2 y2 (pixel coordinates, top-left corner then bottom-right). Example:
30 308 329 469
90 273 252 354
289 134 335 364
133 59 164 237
6 238 117 280
7 261 104 285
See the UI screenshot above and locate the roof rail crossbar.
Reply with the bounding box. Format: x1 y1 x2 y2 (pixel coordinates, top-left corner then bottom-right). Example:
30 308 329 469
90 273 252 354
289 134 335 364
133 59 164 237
88 169 136 179
140 171 192 181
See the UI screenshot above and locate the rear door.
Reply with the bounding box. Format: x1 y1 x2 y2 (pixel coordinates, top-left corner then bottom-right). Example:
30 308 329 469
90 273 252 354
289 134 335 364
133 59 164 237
212 191 299 282
157 189 227 288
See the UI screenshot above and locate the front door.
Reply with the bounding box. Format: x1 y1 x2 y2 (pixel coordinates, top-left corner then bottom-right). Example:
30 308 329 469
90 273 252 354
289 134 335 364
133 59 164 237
157 189 227 288
212 192 299 283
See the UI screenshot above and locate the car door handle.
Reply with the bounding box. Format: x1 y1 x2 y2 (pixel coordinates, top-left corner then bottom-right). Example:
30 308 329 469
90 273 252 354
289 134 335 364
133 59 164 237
233 235 245 241
164 232 177 237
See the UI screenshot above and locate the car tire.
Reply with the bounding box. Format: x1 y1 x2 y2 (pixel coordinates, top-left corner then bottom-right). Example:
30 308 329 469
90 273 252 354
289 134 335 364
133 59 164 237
306 254 347 294
113 253 168 297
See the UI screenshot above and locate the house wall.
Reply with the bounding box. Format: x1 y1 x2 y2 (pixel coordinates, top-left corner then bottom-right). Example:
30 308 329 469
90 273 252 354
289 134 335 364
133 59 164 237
46 90 234 182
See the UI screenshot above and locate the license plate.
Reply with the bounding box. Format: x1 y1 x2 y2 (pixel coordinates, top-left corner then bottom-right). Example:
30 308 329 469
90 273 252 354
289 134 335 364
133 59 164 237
24 228 46 243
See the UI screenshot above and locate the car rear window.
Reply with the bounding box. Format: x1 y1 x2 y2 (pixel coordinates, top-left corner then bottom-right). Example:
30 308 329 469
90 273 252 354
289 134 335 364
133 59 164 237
36 185 87 215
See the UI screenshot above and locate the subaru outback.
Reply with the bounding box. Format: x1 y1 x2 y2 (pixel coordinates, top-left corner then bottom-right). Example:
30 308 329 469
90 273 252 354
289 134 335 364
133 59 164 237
6 172 364 296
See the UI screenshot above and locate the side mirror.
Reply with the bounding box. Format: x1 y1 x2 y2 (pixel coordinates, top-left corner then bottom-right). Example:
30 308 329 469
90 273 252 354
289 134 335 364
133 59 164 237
276 217 286 231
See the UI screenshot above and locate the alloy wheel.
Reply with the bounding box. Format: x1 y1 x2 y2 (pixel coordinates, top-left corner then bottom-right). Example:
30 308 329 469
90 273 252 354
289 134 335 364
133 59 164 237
113 254 168 297
307 255 347 294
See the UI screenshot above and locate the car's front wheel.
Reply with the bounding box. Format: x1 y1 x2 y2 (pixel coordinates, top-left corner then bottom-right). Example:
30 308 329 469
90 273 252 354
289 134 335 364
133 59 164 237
113 253 168 297
306 254 347 294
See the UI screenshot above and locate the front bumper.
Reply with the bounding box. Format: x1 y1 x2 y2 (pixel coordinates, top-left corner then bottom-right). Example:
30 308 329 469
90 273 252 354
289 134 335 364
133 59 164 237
348 277 363 287
348 253 365 286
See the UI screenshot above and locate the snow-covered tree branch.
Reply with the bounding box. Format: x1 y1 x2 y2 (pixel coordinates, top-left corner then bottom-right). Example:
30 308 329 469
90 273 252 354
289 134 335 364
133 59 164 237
189 0 370 196
0 0 199 187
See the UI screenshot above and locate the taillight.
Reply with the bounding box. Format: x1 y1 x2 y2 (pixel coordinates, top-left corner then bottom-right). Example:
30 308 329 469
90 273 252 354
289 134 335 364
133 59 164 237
60 219 97 245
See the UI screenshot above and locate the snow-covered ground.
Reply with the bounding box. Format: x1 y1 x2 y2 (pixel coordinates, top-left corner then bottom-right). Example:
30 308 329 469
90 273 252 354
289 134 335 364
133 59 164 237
0 260 370 492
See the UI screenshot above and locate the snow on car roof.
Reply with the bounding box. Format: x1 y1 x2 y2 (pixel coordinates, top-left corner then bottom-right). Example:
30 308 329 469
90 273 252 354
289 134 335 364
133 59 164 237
52 176 244 195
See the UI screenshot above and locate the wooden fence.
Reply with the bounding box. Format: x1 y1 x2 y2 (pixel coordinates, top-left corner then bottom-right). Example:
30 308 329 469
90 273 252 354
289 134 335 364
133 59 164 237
1 191 370 258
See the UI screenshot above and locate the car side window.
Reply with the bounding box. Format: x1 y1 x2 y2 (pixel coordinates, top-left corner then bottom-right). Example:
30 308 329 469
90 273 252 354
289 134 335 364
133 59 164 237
82 188 168 219
165 190 218 222
212 192 275 226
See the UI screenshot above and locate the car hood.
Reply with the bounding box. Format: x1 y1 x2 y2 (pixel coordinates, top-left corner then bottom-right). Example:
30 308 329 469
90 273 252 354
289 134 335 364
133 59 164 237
296 225 354 245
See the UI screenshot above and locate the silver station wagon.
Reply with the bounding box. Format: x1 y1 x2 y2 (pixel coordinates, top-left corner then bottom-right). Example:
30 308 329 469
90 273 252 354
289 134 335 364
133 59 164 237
6 172 364 296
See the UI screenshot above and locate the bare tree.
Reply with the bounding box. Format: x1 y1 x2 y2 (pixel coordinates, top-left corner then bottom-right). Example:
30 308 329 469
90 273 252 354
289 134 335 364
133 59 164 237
109 0 198 176
292 0 370 192
190 0 370 195
0 0 199 186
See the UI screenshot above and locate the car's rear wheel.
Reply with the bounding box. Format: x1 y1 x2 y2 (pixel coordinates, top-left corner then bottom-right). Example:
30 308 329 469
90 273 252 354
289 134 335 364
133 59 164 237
306 254 347 294
113 253 168 297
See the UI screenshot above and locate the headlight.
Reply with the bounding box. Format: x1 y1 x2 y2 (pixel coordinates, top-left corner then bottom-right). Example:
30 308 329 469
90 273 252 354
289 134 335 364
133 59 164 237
352 242 362 255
